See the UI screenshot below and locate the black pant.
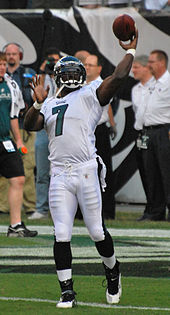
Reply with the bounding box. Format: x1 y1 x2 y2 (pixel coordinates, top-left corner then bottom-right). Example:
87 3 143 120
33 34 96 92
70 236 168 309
95 123 115 219
135 143 166 218
138 125 170 219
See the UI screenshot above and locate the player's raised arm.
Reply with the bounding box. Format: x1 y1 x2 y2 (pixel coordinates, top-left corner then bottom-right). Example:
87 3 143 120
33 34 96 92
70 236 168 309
97 28 138 106
24 74 49 131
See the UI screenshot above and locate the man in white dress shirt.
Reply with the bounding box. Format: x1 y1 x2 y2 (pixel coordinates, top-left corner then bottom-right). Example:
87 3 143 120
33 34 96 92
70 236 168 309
24 31 138 308
136 50 170 221
132 55 166 221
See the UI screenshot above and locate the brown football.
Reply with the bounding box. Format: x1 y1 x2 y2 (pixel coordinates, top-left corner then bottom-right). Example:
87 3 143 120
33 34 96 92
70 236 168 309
112 14 136 41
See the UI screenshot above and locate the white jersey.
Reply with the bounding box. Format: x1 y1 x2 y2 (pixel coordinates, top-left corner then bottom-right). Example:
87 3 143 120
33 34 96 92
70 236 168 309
93 76 109 125
40 80 103 168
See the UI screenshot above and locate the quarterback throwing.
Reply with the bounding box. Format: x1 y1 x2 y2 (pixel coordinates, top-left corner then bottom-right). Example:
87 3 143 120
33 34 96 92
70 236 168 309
24 29 138 309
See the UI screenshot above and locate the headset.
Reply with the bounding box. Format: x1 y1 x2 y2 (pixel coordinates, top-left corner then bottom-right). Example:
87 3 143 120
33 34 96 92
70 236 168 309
2 42 24 61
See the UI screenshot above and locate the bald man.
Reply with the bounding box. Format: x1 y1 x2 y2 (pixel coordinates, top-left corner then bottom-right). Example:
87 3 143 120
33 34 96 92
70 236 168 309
74 50 90 64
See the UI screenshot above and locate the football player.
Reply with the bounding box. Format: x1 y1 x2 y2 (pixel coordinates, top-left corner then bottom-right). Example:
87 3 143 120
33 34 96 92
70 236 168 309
24 29 138 308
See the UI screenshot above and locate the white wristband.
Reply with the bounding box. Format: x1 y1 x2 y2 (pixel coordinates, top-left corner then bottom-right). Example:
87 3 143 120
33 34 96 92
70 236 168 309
126 49 136 57
33 101 43 110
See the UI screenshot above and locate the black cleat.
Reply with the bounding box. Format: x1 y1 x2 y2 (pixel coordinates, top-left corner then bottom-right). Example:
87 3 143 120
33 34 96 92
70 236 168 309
57 279 76 308
103 260 122 304
7 221 38 237
57 290 76 308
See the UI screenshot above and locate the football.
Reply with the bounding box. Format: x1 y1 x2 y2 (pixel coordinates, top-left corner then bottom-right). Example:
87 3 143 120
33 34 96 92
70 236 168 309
112 14 136 41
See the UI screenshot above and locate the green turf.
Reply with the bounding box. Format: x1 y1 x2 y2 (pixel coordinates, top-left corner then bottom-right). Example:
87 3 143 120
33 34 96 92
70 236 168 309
0 234 170 247
0 210 170 229
0 261 169 278
0 209 170 314
1 302 168 315
0 274 170 314
0 233 169 277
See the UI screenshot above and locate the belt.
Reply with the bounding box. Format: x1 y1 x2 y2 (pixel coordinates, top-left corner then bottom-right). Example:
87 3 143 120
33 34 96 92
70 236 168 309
144 124 170 130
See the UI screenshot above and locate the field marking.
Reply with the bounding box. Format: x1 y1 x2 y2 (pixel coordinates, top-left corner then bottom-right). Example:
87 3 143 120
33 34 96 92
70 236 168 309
0 226 170 237
0 257 170 265
1 243 170 265
0 296 169 311
1 238 170 265
1 243 170 255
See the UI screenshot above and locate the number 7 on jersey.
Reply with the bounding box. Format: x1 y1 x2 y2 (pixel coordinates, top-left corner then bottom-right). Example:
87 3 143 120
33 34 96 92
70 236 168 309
52 104 68 136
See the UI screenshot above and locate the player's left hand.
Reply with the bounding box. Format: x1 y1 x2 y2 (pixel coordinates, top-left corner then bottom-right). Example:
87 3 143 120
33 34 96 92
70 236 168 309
109 125 117 140
30 74 49 103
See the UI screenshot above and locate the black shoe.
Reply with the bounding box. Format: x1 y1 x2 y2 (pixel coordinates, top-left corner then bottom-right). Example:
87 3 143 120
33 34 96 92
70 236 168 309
103 260 122 304
7 221 38 237
137 214 150 221
57 279 76 308
137 214 165 221
0 210 9 215
25 210 35 215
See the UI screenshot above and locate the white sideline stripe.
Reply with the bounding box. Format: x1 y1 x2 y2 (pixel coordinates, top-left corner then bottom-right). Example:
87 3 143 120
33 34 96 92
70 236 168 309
0 296 170 311
0 226 170 238
80 302 170 311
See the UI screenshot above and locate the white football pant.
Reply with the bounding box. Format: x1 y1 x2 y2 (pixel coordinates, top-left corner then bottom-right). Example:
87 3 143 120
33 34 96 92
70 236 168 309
49 159 105 242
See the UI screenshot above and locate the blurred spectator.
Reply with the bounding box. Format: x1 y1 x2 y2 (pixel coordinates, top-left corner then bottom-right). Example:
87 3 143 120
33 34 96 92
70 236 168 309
107 0 142 7
0 51 37 237
78 0 142 7
74 50 90 64
144 0 170 10
131 55 166 221
0 0 28 9
78 1 102 8
28 47 60 220
0 43 36 215
31 0 73 8
133 50 170 221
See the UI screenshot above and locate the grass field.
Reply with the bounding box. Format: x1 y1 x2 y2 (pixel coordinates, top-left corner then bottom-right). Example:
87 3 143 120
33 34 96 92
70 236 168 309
0 208 170 314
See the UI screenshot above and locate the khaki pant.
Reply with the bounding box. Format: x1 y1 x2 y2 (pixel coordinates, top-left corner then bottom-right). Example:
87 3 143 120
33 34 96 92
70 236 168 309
0 130 36 213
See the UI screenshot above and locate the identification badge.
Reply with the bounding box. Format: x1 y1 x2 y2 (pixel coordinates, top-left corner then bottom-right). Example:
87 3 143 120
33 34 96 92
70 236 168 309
136 137 142 149
136 134 149 150
2 140 15 152
140 135 149 149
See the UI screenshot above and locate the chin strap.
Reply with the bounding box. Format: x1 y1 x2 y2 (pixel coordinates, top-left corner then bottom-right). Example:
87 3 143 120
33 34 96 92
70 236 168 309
56 85 64 97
